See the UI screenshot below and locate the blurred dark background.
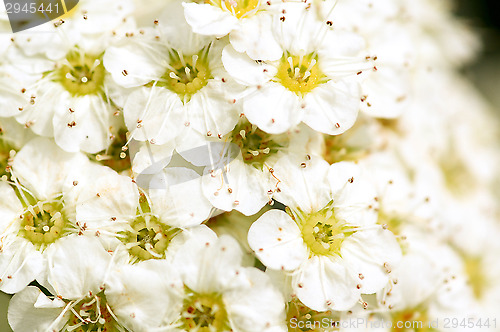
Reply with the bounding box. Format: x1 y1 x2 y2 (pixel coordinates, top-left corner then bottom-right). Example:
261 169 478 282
456 0 500 111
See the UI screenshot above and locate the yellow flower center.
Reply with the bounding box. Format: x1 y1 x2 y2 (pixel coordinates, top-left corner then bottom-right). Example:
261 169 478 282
54 50 105 97
180 290 230 331
67 292 119 332
230 121 284 168
121 194 180 261
19 201 67 246
0 134 15 177
438 145 473 197
463 255 488 300
275 53 326 95
206 0 259 19
286 297 336 331
92 128 131 173
291 206 353 257
151 48 211 103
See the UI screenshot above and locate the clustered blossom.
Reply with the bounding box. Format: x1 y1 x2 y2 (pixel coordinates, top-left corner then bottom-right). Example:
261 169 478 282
0 0 499 331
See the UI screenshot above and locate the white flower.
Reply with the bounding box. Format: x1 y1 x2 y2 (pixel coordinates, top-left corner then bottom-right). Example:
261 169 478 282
8 235 132 332
365 228 478 332
314 0 412 119
0 138 93 293
104 1 240 145
72 161 213 262
11 0 135 60
172 231 287 331
221 2 373 135
182 0 282 60
4 37 122 153
135 119 321 216
7 286 67 332
0 117 36 177
248 157 401 311
104 259 184 332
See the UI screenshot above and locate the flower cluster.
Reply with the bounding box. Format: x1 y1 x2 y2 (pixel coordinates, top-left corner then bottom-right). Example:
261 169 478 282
1 0 499 331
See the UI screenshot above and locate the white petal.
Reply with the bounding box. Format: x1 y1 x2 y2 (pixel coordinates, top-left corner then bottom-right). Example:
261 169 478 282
341 227 402 294
105 259 184 331
0 238 43 294
229 14 282 61
271 3 319 54
103 41 165 88
360 65 411 118
186 82 239 137
130 140 174 175
248 209 307 271
243 83 301 134
303 80 360 135
328 162 378 226
123 87 185 145
224 268 287 331
149 167 213 227
183 3 239 37
0 73 27 117
8 286 66 332
317 30 366 59
294 256 361 311
14 82 61 137
0 182 23 234
52 94 110 153
272 155 331 213
174 233 244 293
12 137 88 200
202 157 270 216
158 1 212 53
76 168 139 230
45 235 113 299
222 44 277 86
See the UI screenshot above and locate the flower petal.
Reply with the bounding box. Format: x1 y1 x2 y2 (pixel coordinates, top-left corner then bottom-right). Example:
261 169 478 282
183 3 239 37
303 80 360 135
45 235 114 299
243 83 301 134
294 256 361 311
222 45 277 86
229 14 282 61
248 210 307 271
8 286 66 332
341 227 402 294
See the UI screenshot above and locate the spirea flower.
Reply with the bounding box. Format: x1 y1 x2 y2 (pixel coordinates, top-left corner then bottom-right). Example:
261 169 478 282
221 2 375 135
248 157 402 311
